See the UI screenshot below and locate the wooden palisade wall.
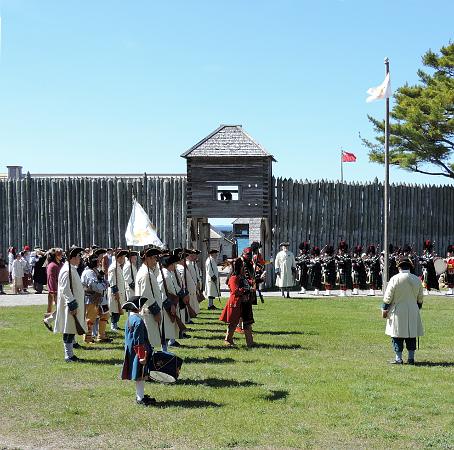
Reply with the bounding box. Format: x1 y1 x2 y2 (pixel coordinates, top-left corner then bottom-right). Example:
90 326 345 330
0 174 186 251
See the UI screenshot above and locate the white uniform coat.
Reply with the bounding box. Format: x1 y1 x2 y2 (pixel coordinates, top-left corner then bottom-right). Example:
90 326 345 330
275 250 296 288
123 259 138 300
108 261 126 314
135 263 162 348
178 261 200 315
383 270 424 338
54 262 87 335
205 256 220 298
11 259 24 279
157 267 180 341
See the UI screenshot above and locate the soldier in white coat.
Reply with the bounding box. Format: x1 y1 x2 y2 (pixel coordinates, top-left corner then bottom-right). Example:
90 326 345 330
205 249 220 310
135 248 163 350
54 247 87 362
157 254 181 347
123 251 139 300
382 256 424 365
275 242 296 298
180 250 201 318
108 249 128 331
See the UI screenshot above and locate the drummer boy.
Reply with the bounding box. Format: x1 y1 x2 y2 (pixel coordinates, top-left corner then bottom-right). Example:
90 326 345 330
120 295 156 406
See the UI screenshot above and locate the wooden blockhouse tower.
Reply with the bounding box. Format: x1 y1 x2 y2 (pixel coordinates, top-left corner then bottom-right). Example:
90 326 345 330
181 124 275 268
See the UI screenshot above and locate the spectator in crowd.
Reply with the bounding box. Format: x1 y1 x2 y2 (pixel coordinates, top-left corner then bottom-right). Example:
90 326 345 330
0 254 9 294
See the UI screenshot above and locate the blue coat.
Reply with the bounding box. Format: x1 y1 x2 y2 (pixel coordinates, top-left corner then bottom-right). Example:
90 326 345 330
121 313 151 381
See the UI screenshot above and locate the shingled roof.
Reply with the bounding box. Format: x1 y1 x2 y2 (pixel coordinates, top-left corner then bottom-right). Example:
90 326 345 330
181 124 276 160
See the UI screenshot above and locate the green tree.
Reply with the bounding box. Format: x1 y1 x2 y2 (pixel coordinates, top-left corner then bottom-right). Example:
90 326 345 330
362 43 454 179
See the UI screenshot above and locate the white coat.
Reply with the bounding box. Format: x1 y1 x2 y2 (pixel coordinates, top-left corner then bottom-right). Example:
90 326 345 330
205 256 220 298
135 263 162 348
108 261 126 314
123 259 138 300
54 262 86 335
383 270 424 338
178 261 200 315
275 250 296 288
11 259 24 279
157 267 180 341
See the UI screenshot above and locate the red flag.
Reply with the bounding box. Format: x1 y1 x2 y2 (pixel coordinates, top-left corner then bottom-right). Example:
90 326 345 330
342 151 356 162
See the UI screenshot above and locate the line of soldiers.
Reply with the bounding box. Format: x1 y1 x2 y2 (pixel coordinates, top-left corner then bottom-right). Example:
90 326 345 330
48 245 208 362
293 240 454 297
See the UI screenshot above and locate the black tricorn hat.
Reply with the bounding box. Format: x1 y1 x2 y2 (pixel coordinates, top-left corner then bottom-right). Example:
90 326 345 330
66 246 84 259
141 247 162 259
92 248 107 257
122 296 148 311
161 254 179 267
128 250 140 257
115 249 129 258
172 248 187 260
189 248 201 255
209 249 219 254
396 256 414 268
279 242 290 247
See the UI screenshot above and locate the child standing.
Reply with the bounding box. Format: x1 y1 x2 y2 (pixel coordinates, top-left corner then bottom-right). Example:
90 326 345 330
121 295 156 406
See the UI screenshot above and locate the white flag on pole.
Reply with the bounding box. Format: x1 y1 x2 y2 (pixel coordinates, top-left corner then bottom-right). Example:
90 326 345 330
366 73 391 103
125 199 164 247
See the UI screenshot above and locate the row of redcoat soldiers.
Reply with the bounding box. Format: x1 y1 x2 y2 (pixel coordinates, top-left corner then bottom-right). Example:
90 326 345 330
45 245 218 362
290 240 454 296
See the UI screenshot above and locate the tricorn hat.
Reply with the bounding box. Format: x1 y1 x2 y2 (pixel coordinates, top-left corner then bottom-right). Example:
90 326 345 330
209 249 219 254
141 247 162 259
128 250 140 258
122 295 148 311
92 248 107 257
115 249 129 258
396 256 414 268
279 242 290 247
66 246 84 259
161 254 179 267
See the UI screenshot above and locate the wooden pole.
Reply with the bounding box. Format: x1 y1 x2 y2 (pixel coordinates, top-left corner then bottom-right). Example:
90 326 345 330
383 57 390 291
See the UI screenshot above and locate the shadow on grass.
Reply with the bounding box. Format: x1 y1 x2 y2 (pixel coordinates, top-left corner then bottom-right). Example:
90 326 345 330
191 328 225 333
178 377 261 388
78 345 124 351
79 358 124 365
189 335 227 341
204 343 306 350
263 390 289 401
414 361 454 367
155 399 223 409
184 356 236 364
253 330 318 336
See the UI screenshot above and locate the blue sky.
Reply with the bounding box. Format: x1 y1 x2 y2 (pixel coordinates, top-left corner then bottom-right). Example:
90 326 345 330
0 0 453 186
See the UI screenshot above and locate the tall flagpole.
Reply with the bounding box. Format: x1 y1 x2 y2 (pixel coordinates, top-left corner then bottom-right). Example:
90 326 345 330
340 148 344 183
383 57 390 292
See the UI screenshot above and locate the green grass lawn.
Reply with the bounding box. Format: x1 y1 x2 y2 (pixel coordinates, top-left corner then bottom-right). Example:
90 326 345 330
1 296 453 449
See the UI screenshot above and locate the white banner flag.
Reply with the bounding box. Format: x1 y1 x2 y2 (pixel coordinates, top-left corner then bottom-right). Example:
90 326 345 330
125 199 164 247
366 73 391 103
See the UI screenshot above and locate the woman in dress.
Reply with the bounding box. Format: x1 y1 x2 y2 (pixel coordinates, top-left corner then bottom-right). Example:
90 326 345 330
219 258 254 347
